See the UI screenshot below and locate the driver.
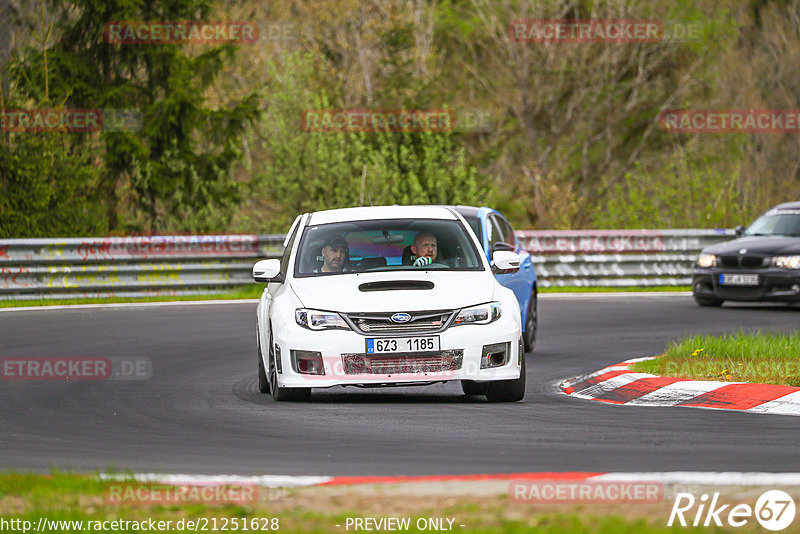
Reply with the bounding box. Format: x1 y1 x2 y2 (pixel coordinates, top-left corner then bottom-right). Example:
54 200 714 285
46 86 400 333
411 232 437 267
316 235 349 273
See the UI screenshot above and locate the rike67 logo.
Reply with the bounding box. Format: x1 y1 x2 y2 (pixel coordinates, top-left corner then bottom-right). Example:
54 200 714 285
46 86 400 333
669 490 796 531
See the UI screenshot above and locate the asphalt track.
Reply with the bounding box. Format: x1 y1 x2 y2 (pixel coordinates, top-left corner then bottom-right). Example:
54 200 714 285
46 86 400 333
1 295 798 476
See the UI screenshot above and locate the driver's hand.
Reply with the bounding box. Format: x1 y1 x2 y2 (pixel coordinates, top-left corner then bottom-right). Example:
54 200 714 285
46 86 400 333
413 256 433 267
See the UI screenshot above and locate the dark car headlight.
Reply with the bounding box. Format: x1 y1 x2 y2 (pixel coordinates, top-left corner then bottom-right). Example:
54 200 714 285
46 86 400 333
771 256 800 270
696 254 717 268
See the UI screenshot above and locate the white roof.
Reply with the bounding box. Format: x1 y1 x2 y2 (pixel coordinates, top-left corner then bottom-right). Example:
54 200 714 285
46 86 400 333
308 205 458 225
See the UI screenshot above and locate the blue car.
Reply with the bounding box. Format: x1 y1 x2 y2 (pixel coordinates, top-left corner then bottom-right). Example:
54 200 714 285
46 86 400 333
451 206 538 353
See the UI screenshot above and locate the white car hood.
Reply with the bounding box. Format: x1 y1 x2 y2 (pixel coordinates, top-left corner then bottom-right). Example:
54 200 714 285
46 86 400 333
289 271 495 313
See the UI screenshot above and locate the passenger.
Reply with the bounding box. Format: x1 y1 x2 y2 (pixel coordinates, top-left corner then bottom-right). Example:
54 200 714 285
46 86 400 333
411 232 437 267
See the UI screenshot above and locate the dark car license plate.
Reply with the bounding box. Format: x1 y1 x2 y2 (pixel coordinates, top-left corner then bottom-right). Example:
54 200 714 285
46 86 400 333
719 273 759 286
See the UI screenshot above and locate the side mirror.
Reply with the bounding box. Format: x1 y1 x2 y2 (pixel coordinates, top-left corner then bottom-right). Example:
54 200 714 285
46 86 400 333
735 225 745 237
253 259 284 283
492 250 520 274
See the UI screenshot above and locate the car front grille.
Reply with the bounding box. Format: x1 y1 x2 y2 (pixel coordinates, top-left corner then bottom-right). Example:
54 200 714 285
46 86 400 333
344 310 455 334
341 350 463 375
719 255 768 269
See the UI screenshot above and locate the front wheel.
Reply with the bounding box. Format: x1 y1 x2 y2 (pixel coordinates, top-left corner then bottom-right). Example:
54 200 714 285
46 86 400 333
257 333 269 394
693 292 724 307
268 327 311 402
461 380 489 396
486 354 526 402
523 287 538 353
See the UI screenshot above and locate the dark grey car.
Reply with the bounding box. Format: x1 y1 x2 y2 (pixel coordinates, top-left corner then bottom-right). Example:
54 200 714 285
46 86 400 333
692 202 800 306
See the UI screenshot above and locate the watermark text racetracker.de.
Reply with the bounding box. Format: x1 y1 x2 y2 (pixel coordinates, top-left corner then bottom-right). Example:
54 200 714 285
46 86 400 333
509 480 663 504
659 110 800 133
508 19 706 43
103 482 276 506
1 108 142 132
1 357 151 381
104 21 258 44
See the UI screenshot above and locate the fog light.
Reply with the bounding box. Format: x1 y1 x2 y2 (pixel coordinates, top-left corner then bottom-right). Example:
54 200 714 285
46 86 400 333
291 350 325 375
481 342 509 369
793 285 800 294
275 345 282 374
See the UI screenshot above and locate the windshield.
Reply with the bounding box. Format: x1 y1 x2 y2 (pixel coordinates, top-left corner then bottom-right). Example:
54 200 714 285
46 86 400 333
294 218 484 277
745 208 800 237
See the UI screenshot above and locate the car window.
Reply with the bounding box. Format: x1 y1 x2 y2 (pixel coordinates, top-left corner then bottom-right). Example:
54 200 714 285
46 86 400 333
487 215 507 250
745 208 800 237
294 218 485 277
496 216 517 247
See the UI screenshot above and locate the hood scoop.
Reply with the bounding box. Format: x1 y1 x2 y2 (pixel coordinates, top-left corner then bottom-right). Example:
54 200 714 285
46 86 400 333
358 280 435 292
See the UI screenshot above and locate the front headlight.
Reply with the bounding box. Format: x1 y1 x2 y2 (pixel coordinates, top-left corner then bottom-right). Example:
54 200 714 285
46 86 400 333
771 256 800 269
295 309 350 330
453 302 501 326
696 253 717 268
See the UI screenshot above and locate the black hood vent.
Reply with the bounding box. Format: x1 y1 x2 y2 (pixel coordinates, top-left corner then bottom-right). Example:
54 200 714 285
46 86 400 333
358 280 434 292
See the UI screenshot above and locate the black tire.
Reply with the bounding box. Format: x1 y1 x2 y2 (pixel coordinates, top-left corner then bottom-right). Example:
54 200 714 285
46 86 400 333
523 286 538 353
693 292 724 307
257 329 269 394
486 353 526 402
267 327 311 402
461 380 489 396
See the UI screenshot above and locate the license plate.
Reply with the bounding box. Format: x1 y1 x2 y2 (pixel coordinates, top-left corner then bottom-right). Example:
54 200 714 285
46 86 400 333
719 273 759 286
366 336 440 354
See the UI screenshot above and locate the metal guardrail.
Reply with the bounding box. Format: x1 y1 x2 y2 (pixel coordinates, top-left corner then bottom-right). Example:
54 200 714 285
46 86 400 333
517 229 736 287
0 235 284 300
0 229 736 299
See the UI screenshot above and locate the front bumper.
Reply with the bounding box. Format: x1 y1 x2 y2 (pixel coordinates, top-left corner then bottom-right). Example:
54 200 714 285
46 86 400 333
271 314 522 388
693 268 800 302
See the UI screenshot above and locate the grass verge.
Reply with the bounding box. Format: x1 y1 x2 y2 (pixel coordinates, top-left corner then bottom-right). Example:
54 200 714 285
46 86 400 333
631 330 800 386
0 472 720 533
0 285 264 308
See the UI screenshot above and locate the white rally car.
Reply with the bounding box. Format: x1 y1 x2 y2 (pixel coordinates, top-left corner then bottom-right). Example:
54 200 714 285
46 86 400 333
253 206 525 402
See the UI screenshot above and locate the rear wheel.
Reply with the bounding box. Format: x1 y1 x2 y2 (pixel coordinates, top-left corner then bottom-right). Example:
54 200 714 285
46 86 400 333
461 380 489 396
486 354 526 402
267 326 311 402
523 287 538 353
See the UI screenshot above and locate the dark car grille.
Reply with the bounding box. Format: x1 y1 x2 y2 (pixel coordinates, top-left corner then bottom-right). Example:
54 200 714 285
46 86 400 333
344 310 455 334
342 350 463 375
718 255 767 269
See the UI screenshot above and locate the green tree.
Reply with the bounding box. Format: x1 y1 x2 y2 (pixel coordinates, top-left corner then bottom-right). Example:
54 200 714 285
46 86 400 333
8 0 258 235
